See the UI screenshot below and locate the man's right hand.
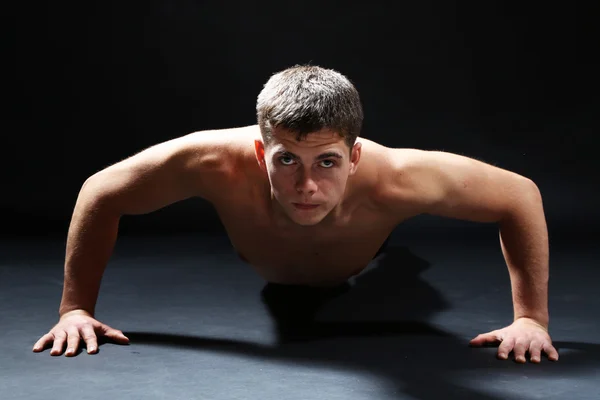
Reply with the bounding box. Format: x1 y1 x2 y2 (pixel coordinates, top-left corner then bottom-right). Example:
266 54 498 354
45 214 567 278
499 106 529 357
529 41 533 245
33 310 130 356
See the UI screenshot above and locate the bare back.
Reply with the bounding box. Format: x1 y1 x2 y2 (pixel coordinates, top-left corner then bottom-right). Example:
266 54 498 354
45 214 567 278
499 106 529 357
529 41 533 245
206 125 404 286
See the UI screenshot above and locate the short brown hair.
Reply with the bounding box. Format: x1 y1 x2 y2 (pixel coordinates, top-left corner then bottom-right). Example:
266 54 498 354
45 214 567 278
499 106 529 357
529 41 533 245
256 65 364 150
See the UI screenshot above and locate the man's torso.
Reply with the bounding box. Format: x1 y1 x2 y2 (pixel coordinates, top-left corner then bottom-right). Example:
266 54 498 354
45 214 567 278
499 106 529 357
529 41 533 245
200 125 412 286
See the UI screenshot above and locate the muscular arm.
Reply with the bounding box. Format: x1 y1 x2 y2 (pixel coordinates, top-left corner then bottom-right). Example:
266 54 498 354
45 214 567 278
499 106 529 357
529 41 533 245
381 149 549 326
59 130 232 317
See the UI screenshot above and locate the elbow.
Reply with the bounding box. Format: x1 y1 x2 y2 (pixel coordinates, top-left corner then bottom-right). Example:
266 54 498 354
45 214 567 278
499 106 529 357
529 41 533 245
524 179 543 203
76 174 118 215
501 179 544 223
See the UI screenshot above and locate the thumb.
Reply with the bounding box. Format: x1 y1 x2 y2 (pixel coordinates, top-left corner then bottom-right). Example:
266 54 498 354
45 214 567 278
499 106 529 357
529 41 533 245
469 332 498 347
469 334 486 346
102 325 130 344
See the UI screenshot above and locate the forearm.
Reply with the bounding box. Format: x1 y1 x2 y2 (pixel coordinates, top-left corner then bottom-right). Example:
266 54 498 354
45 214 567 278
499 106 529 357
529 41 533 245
59 186 120 318
498 185 550 328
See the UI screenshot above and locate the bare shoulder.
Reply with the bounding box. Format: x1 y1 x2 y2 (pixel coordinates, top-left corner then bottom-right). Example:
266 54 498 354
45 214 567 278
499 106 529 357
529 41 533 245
92 124 259 210
177 124 260 189
361 142 428 215
178 124 258 157
364 145 463 223
369 145 535 223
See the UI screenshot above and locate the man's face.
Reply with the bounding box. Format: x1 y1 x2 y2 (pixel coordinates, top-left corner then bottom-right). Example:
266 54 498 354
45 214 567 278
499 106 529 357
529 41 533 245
254 126 361 226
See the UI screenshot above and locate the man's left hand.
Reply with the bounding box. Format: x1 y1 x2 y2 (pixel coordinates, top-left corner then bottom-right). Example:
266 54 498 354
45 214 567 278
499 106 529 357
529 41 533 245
469 317 559 363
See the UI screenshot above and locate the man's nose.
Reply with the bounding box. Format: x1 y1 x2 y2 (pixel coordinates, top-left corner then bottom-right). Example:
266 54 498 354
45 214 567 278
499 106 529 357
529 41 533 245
295 170 318 194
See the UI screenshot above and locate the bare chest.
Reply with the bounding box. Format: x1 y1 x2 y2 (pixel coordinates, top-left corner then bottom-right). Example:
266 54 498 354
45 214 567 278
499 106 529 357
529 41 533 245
213 198 397 286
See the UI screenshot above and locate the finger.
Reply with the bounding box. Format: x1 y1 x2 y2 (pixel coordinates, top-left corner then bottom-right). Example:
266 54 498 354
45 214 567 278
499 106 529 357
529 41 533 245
80 325 98 354
33 333 54 352
64 326 81 357
102 325 130 345
512 338 529 363
528 340 543 363
469 332 501 347
497 336 515 360
543 342 559 361
50 331 67 356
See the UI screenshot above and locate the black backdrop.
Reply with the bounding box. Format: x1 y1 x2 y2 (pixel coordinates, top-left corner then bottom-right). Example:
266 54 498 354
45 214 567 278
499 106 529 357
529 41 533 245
5 2 598 240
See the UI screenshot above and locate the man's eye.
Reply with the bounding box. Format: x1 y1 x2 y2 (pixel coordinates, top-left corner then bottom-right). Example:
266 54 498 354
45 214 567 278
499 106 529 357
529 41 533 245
320 160 335 168
279 157 295 165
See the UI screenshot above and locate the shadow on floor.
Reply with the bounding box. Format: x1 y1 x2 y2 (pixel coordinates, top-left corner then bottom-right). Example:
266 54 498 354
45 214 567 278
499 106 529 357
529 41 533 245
118 245 597 400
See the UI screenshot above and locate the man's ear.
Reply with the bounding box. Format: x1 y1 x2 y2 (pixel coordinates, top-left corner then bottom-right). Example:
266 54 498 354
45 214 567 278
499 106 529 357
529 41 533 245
349 142 362 175
254 139 266 171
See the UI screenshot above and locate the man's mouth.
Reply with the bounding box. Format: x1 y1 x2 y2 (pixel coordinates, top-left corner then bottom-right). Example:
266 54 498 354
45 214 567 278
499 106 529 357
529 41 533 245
293 203 320 210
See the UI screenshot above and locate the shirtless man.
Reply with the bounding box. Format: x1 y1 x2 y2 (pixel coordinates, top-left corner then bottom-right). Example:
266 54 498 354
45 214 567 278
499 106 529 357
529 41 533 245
33 65 558 364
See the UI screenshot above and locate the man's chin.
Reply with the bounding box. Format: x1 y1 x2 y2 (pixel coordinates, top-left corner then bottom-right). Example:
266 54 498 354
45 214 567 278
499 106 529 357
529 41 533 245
288 210 329 226
292 218 322 227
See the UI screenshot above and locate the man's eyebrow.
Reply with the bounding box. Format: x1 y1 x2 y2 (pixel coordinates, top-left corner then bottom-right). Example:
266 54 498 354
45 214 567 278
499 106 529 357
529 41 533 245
276 150 344 161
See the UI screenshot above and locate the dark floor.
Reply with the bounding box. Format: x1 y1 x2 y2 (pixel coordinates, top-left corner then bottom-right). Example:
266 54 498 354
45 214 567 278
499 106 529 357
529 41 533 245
1 228 599 400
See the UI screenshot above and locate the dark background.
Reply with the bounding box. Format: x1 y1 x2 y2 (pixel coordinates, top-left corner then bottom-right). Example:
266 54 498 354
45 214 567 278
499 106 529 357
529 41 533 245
5 1 598 240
